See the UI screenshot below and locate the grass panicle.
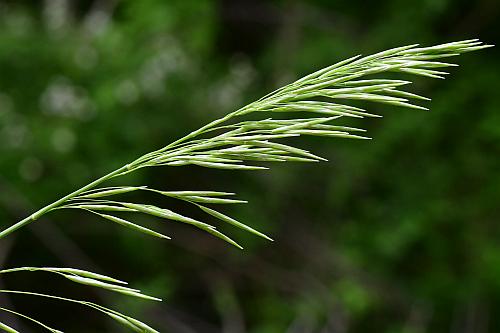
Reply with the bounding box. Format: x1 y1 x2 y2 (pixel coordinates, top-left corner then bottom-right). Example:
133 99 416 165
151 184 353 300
0 267 160 332
0 40 492 331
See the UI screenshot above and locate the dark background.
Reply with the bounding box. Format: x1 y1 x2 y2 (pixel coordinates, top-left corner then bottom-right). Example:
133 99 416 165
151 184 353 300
0 0 499 332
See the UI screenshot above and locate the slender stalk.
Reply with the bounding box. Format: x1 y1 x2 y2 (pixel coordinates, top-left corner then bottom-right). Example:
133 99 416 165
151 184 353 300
0 307 62 333
0 165 129 239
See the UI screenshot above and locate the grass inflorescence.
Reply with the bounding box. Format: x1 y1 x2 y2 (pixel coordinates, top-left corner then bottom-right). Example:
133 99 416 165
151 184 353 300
0 39 492 332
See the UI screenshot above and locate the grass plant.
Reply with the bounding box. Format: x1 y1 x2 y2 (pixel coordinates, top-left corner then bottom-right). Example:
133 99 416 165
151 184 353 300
0 40 492 332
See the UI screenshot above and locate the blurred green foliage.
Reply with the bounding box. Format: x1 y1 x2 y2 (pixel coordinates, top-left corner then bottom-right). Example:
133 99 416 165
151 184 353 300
0 0 498 332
